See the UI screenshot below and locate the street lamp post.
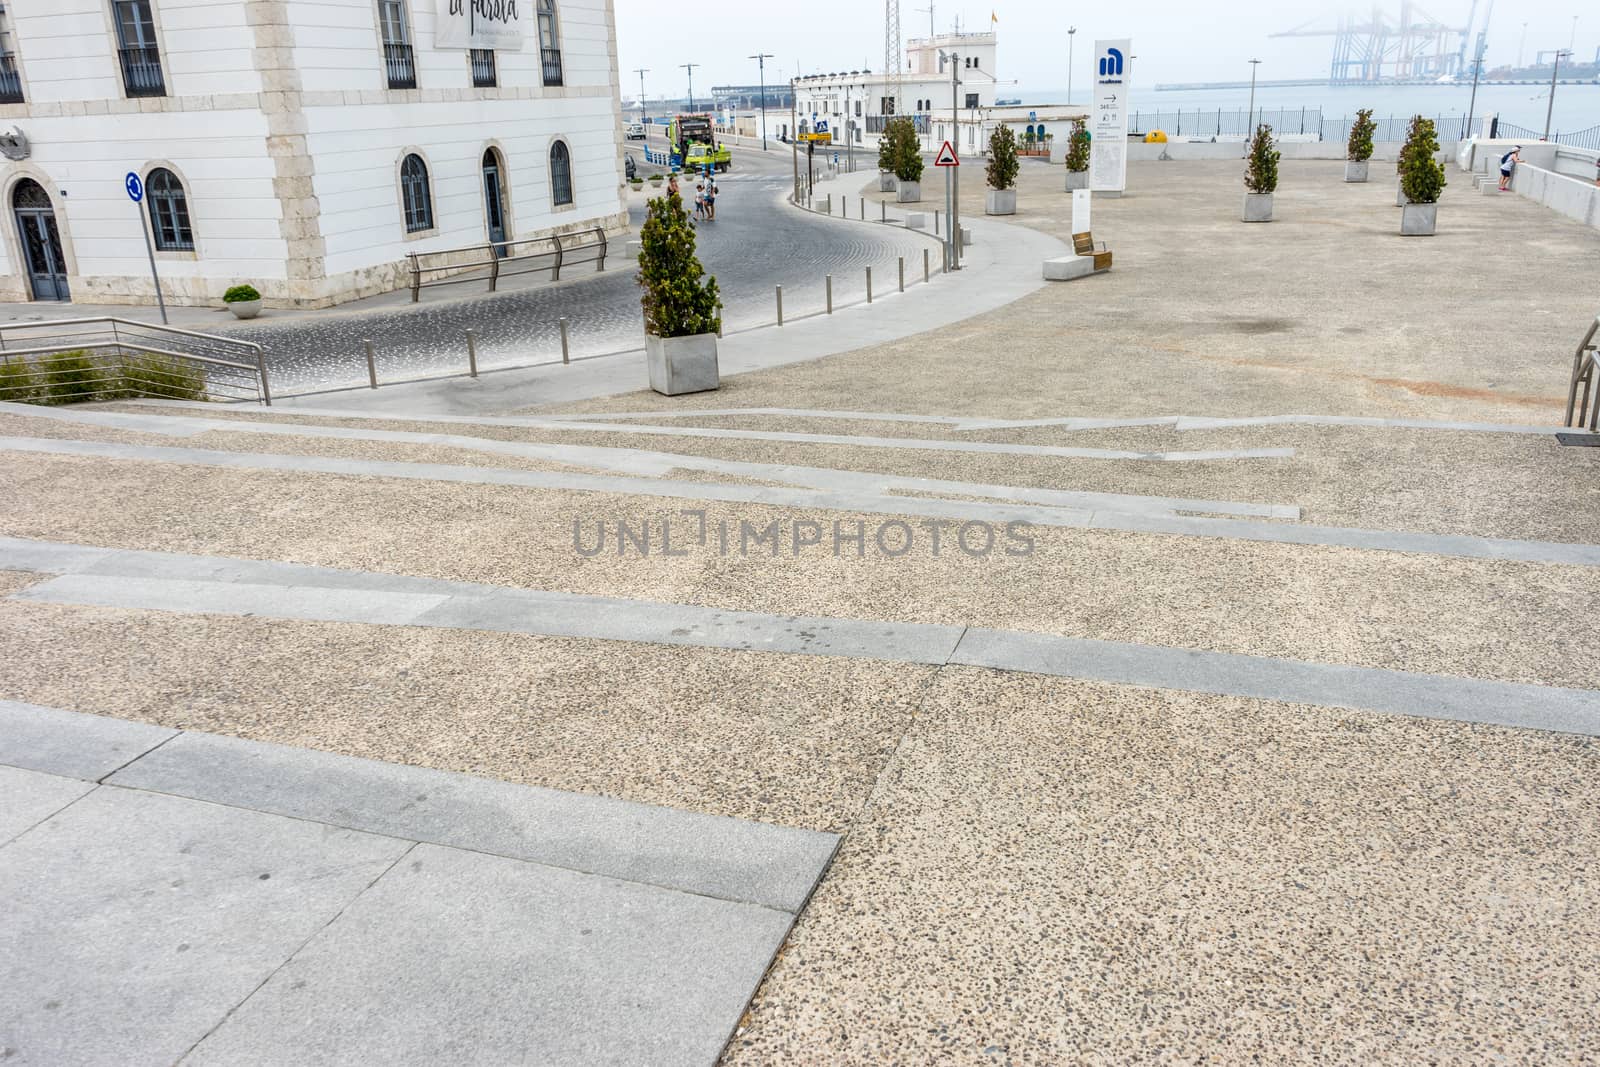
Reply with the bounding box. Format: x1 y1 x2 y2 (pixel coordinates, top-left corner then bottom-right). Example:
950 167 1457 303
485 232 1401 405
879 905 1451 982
750 53 774 151
1464 57 1483 141
1246 58 1261 142
681 62 699 113
1544 50 1571 141
1067 27 1076 106
941 49 962 270
634 67 648 125
790 77 801 202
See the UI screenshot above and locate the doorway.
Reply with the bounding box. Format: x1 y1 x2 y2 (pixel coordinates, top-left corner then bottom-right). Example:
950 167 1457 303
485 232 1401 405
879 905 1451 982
482 149 508 257
12 179 69 301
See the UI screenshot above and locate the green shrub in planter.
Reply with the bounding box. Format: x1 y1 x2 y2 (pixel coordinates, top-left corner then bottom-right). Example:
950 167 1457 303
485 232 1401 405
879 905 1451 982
223 284 260 304
1399 116 1446 204
121 352 208 401
636 191 721 338
1244 124 1280 194
0 357 39 403
1397 114 1421 175
1065 119 1090 172
877 125 895 172
884 117 924 183
985 125 1019 190
1347 109 1376 162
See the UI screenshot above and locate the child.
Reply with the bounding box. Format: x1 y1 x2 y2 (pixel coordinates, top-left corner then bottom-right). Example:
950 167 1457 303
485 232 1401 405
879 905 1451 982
1498 146 1521 192
693 183 705 219
704 179 717 221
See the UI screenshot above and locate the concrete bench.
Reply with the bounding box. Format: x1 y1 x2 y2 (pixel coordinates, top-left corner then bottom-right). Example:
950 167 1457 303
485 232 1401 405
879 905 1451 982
1043 230 1113 282
1073 232 1113 271
906 212 928 230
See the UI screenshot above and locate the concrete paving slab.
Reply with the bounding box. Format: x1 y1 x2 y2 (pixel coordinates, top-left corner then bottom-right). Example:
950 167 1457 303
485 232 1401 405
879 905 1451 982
108 729 839 912
184 843 795 1067
0 765 92 844
15 574 448 626
0 698 176 781
0 786 410 1067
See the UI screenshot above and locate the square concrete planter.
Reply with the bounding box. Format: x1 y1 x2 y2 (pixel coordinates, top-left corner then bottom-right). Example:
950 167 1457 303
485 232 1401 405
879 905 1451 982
1065 169 1089 191
879 172 897 193
895 180 922 203
1344 160 1369 183
1400 202 1438 236
1242 192 1274 223
645 333 720 396
985 188 1017 215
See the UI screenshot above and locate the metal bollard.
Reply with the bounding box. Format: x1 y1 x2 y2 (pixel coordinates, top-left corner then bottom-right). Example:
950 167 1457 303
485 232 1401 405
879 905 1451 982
776 285 784 326
898 256 905 293
826 194 832 215
861 197 866 220
866 266 873 304
935 210 941 235
881 200 887 223
825 274 833 315
923 248 930 283
465 328 479 378
363 339 378 389
559 317 570 364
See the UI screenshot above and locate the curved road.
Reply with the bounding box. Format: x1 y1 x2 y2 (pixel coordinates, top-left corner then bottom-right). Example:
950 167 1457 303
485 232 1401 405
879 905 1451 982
229 145 931 393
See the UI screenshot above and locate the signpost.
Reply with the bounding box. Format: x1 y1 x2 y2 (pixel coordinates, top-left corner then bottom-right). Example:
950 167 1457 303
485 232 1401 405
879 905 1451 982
1090 38 1132 195
934 140 959 270
125 172 168 325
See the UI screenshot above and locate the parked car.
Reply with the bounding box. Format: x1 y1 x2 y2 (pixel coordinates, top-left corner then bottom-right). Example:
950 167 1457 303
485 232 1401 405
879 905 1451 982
624 154 637 180
625 123 646 140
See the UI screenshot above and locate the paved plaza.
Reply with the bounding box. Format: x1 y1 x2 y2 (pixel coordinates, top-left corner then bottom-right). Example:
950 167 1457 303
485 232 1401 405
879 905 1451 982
3 156 1600 1063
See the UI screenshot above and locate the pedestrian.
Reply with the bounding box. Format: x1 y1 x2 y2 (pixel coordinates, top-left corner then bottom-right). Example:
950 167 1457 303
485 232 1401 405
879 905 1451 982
693 182 706 220
705 178 717 221
1498 146 1521 192
667 172 679 199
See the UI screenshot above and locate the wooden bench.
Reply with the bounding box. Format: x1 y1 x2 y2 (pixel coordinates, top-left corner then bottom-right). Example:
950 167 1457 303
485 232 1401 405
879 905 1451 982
1567 315 1600 431
1073 232 1112 271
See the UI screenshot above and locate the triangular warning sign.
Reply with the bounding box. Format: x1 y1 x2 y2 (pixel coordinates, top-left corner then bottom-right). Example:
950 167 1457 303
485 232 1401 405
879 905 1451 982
934 141 959 166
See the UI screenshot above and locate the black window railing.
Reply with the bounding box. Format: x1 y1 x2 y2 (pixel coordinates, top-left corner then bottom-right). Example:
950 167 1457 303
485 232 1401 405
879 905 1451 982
384 41 416 89
117 44 165 97
541 47 563 87
470 48 496 88
0 54 22 104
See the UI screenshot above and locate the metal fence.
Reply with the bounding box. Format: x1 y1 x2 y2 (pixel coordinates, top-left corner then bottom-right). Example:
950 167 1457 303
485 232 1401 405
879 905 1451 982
406 227 608 302
1129 107 1476 143
0 317 271 405
1495 121 1600 150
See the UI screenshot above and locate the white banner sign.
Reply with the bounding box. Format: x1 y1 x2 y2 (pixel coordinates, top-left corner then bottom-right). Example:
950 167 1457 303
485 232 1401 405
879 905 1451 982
1090 38 1131 193
435 0 525 51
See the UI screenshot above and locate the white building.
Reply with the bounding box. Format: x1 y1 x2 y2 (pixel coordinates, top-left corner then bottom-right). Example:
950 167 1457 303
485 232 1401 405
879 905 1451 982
0 0 627 309
793 31 1082 161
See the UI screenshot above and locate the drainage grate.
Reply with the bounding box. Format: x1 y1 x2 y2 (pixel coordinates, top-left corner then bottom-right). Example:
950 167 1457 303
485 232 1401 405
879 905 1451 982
1556 433 1600 448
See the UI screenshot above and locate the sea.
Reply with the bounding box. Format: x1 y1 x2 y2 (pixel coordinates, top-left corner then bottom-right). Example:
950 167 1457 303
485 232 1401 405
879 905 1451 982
1019 81 1600 138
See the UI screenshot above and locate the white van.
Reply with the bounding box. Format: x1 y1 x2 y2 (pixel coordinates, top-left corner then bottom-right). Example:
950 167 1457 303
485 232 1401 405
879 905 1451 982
625 123 646 140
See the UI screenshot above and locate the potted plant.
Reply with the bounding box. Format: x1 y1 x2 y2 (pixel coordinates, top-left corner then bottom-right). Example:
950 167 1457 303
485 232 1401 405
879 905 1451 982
636 190 722 396
985 124 1019 215
1398 116 1445 236
223 284 262 319
1064 119 1090 191
1242 123 1279 222
887 117 924 203
649 173 664 187
629 176 644 192
1396 114 1420 205
1345 108 1376 182
877 127 897 192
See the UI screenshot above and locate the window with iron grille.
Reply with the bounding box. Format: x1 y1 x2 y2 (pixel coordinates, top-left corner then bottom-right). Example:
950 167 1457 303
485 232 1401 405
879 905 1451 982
146 168 193 251
537 0 562 86
549 140 572 206
470 48 496 88
400 153 433 231
112 0 164 97
379 0 415 89
0 3 23 103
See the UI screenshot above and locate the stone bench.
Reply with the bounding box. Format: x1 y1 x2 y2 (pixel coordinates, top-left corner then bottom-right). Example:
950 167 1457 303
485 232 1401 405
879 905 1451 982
906 212 929 230
1042 255 1096 281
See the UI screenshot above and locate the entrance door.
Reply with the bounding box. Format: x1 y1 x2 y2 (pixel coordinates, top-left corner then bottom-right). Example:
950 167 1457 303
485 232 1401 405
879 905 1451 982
482 150 508 257
12 179 69 301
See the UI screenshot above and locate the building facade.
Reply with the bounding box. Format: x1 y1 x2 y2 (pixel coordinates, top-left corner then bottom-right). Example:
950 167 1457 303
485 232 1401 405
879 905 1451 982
0 0 627 309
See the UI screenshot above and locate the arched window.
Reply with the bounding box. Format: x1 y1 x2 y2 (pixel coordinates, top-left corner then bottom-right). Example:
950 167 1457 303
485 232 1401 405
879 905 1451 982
146 168 193 251
399 153 433 232
549 140 572 206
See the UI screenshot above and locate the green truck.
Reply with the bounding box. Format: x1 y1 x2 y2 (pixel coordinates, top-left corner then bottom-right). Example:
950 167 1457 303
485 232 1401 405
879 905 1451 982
668 114 731 173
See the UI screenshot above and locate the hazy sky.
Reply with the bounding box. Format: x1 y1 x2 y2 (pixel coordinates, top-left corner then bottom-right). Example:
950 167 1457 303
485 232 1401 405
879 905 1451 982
614 0 1591 99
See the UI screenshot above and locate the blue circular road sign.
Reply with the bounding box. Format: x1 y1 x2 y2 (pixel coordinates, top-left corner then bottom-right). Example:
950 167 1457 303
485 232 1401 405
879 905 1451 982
125 172 143 202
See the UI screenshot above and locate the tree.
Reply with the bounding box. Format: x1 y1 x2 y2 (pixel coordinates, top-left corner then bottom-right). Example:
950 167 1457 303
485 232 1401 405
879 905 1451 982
877 125 894 172
1244 123 1280 194
1398 116 1446 204
1065 119 1090 173
1347 109 1377 162
985 125 1019 190
636 192 721 338
885 117 924 183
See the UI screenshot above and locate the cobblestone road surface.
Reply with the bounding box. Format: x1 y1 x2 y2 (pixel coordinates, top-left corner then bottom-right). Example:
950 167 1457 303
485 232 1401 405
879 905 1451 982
224 156 931 393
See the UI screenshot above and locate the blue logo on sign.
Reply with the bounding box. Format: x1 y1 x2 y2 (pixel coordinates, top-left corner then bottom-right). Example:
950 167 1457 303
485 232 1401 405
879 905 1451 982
1099 48 1125 78
124 172 143 202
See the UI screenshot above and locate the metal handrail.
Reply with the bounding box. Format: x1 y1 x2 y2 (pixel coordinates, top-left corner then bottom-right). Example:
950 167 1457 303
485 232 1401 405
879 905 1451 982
0 316 271 405
406 226 608 301
1565 315 1600 431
